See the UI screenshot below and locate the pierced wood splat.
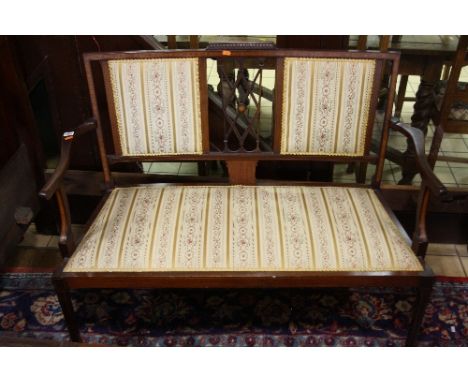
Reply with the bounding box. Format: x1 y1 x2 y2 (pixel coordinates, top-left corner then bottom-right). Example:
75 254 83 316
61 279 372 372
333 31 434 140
216 58 270 153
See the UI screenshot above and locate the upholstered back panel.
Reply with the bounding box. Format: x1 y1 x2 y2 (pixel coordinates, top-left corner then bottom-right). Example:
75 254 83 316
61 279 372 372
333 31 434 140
108 58 203 156
281 58 376 156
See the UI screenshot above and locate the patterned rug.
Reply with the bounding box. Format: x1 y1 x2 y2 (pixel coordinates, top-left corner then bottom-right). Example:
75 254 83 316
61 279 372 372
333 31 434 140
0 273 466 346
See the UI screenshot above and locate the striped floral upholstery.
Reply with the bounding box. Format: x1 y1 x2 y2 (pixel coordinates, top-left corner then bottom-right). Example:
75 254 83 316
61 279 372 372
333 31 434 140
281 58 376 156
108 59 203 156
64 185 422 273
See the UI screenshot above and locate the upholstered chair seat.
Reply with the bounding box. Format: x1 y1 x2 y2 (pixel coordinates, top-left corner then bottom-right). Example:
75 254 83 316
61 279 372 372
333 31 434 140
64 185 423 273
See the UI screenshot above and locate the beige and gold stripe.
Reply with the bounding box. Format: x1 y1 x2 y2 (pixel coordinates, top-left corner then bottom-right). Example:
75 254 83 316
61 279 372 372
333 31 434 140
64 185 423 273
108 58 203 156
280 58 376 156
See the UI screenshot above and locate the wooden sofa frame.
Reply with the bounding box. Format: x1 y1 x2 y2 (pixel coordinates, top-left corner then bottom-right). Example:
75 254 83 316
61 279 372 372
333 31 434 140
40 49 451 346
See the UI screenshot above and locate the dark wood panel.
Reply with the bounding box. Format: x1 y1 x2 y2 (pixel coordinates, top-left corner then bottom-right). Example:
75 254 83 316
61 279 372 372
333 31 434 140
276 35 349 50
0 37 44 181
10 36 162 171
0 145 39 262
0 37 20 165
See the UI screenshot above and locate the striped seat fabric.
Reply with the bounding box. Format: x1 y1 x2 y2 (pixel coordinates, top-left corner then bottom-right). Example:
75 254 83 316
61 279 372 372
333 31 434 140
281 58 376 156
64 185 422 273
108 58 203 156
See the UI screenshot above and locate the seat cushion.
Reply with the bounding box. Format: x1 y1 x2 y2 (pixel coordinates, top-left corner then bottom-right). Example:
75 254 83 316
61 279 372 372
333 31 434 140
64 185 423 273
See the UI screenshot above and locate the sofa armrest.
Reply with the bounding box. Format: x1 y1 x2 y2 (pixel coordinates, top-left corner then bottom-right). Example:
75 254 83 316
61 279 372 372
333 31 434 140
39 119 97 200
390 118 450 201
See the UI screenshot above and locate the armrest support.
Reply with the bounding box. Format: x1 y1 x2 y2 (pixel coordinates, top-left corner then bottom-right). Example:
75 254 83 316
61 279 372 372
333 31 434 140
390 118 450 201
39 118 97 200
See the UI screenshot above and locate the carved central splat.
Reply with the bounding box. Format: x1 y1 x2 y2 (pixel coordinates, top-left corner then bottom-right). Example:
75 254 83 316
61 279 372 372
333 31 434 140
216 58 266 152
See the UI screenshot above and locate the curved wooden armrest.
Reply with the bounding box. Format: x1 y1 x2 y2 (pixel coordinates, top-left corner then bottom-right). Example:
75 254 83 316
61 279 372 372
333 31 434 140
390 118 450 201
39 119 97 200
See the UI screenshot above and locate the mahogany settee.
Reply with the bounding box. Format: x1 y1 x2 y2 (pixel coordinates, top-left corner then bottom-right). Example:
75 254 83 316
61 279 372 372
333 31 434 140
39 48 450 345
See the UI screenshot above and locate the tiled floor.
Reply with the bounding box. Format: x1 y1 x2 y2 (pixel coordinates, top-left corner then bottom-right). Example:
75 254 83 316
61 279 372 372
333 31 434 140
7 59 467 279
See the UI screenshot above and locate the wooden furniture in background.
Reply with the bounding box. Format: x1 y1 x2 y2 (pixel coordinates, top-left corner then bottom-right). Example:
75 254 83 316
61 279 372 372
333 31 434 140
431 36 468 135
428 36 468 188
0 37 43 262
5 36 164 233
350 36 461 185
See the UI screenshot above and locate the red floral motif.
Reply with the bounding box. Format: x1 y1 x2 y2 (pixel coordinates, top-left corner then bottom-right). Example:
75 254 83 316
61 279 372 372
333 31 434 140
231 187 255 267
342 62 358 153
126 63 145 154
259 188 277 267
175 61 191 152
101 189 132 268
123 188 158 267
178 188 206 267
292 61 307 152
31 295 63 326
1 312 18 330
209 188 225 267
147 61 172 153
156 188 178 267
281 188 311 268
0 312 26 332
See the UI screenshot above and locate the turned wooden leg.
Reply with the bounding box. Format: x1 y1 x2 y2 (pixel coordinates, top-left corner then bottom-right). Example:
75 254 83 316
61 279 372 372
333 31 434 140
53 277 82 342
405 277 434 347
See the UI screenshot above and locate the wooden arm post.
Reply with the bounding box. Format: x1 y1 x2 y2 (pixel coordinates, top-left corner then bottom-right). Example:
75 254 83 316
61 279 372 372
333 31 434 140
390 119 448 200
39 119 97 258
389 118 451 258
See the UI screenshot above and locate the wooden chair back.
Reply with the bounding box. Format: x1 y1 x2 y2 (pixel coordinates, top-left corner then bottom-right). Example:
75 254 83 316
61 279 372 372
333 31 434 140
82 49 400 188
433 36 468 134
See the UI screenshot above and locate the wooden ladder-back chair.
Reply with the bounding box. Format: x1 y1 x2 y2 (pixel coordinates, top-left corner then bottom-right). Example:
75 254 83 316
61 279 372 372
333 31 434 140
428 36 468 171
40 49 453 345
432 36 468 135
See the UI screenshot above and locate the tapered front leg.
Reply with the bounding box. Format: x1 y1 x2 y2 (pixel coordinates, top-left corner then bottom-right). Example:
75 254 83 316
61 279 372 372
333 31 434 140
53 277 82 343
